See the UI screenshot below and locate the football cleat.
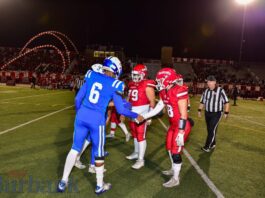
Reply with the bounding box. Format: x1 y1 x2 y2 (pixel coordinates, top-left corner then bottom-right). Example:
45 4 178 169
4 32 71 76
95 183 112 195
74 160 86 169
201 146 211 153
163 177 180 188
125 133 131 142
57 180 67 192
132 160 145 169
126 152 138 160
162 169 174 176
210 144 216 150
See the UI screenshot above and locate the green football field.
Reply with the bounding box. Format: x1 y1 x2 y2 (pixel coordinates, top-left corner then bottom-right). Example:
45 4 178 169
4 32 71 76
0 85 264 198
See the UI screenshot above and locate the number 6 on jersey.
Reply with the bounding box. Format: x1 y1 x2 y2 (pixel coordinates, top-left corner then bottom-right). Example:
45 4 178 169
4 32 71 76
89 82 103 104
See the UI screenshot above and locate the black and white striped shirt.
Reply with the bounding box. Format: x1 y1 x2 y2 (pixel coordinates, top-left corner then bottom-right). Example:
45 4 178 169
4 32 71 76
75 79 85 89
200 87 229 112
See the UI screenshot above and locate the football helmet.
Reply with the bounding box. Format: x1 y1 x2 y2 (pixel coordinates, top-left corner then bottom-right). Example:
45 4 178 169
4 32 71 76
91 63 103 74
103 56 122 79
131 64 147 82
155 68 178 91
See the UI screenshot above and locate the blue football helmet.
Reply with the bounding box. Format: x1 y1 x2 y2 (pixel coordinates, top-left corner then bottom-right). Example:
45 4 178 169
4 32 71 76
102 56 122 79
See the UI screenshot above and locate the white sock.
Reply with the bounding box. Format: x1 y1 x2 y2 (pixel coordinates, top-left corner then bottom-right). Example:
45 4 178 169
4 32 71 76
110 122 116 135
118 122 129 135
95 165 104 187
168 151 173 170
138 140 147 161
173 163 182 180
76 140 90 161
62 149 79 183
134 138 139 154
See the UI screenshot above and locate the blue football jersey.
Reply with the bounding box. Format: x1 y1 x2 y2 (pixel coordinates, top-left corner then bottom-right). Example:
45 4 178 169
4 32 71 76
80 70 124 114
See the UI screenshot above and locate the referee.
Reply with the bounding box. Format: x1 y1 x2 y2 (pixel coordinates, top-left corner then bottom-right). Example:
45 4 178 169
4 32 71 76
198 75 230 152
73 76 85 96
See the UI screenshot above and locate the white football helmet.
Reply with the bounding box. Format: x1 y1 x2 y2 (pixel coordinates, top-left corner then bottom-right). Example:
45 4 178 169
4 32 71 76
91 63 103 74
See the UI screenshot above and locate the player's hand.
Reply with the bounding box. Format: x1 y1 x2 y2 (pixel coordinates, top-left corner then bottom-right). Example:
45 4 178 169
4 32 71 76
176 131 185 146
146 119 152 126
198 111 202 118
136 115 145 123
120 115 125 122
224 113 228 119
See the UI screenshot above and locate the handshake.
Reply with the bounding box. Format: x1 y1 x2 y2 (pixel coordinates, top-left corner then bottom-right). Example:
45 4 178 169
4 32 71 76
135 114 145 124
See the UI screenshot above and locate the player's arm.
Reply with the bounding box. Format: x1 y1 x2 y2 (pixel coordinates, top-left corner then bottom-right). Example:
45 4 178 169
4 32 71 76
146 86 156 108
176 98 188 146
142 99 165 120
198 92 205 117
105 107 112 125
113 92 138 119
221 89 230 118
122 98 132 109
74 81 87 111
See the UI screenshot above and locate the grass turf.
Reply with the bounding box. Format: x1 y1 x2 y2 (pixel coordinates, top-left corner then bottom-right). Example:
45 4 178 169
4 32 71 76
0 85 264 198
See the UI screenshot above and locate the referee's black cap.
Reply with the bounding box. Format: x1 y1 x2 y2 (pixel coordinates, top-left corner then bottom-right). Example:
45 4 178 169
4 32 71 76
206 75 216 82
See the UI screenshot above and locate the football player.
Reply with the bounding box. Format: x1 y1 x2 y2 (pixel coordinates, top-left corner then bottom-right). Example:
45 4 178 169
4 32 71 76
74 63 105 172
57 57 143 194
126 64 156 169
106 107 131 142
141 68 193 188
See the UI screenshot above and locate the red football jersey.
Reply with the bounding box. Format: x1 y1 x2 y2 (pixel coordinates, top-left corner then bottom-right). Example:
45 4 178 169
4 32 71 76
128 79 156 106
159 85 189 124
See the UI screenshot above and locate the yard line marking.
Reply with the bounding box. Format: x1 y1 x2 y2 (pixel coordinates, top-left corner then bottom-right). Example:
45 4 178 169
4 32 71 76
225 123 265 134
0 105 74 136
157 118 225 198
193 117 265 134
0 91 69 102
230 114 265 128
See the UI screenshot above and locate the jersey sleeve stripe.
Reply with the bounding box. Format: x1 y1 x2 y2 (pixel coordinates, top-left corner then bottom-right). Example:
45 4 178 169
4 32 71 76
147 83 156 87
112 80 118 87
85 70 92 78
177 91 188 97
115 81 122 88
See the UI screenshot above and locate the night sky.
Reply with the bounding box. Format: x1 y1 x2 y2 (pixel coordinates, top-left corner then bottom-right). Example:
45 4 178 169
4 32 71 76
0 0 265 61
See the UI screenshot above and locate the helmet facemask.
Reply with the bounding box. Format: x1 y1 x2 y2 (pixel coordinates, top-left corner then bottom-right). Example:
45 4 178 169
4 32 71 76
132 71 144 82
156 77 166 91
176 79 183 86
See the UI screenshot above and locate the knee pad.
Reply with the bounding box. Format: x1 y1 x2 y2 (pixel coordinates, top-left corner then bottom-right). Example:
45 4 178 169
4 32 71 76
172 154 182 164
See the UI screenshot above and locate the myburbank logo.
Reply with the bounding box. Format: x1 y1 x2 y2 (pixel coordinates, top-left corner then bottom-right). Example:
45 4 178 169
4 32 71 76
0 176 78 193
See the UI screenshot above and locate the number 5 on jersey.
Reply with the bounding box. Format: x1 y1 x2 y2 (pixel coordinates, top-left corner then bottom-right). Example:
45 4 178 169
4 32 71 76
89 82 103 104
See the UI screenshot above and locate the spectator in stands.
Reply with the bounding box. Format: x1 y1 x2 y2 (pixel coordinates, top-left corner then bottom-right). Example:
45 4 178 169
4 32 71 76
30 75 36 89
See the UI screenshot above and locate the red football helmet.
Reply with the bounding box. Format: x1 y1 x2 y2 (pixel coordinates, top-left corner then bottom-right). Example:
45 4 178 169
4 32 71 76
155 68 178 91
131 64 148 82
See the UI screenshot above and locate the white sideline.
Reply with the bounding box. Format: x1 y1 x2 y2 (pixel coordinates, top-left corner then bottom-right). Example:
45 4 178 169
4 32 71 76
157 118 225 198
0 91 69 102
0 105 74 136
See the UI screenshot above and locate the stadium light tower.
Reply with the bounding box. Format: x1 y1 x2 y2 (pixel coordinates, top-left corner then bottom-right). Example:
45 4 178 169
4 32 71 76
235 0 254 66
